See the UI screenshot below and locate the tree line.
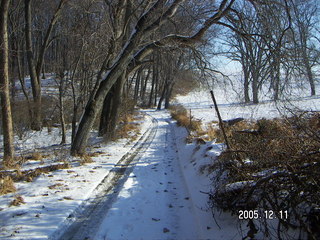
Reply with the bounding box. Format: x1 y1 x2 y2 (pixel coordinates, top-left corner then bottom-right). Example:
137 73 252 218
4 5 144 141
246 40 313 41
219 0 319 103
1 0 317 165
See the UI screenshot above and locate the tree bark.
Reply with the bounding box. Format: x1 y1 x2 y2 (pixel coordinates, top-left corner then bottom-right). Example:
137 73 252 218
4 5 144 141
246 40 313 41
141 66 151 106
0 0 15 164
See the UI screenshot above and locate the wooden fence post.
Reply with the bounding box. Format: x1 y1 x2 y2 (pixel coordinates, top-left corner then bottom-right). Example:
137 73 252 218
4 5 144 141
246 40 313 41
209 90 230 150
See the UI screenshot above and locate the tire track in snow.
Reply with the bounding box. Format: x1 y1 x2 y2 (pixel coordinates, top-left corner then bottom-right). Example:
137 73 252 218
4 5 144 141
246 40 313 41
93 111 199 240
53 114 158 240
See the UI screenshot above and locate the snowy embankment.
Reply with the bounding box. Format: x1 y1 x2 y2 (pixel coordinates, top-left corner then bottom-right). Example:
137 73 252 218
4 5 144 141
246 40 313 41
173 85 320 239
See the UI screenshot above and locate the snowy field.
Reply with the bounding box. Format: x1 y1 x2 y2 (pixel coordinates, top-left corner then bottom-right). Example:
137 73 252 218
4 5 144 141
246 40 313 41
175 82 320 123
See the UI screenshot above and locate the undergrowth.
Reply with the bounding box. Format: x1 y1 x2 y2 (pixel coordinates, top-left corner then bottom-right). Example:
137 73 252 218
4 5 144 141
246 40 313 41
209 112 320 239
169 105 203 142
0 176 16 195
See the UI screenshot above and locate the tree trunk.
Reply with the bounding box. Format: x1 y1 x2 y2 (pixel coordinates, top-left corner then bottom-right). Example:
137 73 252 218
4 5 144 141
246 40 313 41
25 0 42 130
108 73 126 139
134 68 141 103
154 66 159 106
0 0 15 164
271 53 281 101
164 81 174 109
98 86 114 137
306 61 315 96
302 50 315 96
252 72 259 104
243 65 250 103
157 84 166 110
59 77 66 144
141 66 151 106
148 61 157 107
71 57 132 155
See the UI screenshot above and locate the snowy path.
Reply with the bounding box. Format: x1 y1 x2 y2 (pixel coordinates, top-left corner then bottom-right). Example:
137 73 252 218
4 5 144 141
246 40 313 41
60 111 199 240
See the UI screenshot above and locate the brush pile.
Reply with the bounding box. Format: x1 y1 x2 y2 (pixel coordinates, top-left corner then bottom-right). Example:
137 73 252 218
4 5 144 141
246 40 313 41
210 112 320 239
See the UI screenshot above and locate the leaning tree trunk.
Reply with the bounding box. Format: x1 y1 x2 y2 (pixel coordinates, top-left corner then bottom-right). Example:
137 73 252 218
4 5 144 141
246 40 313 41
70 2 162 155
71 58 132 155
0 0 15 165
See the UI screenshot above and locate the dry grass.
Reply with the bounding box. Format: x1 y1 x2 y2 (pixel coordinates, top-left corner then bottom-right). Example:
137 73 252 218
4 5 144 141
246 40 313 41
170 105 204 140
209 114 320 239
208 119 257 143
112 112 141 141
204 124 220 141
115 122 140 141
79 154 93 165
0 163 70 184
48 183 63 189
28 152 43 161
0 176 16 195
9 195 25 207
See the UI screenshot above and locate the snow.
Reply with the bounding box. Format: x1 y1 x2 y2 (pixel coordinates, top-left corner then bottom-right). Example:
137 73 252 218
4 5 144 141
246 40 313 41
225 181 255 192
0 107 243 240
95 111 199 240
0 114 153 239
1 81 320 239
175 84 320 123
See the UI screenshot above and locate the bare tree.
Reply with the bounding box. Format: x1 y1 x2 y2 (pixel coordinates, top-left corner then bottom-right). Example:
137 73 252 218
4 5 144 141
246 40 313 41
71 0 236 155
291 0 318 96
219 0 293 103
24 0 67 130
222 1 269 103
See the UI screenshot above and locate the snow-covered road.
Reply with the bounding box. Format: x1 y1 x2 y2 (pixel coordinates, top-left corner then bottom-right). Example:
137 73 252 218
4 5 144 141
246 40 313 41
61 111 199 240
